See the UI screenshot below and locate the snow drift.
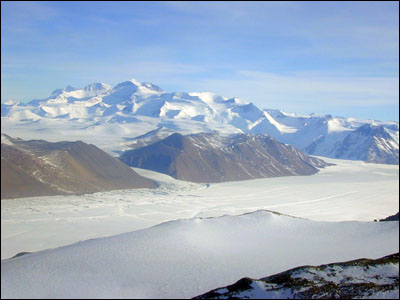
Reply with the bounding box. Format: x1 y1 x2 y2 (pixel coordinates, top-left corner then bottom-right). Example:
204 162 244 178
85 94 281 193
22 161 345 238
1 210 398 299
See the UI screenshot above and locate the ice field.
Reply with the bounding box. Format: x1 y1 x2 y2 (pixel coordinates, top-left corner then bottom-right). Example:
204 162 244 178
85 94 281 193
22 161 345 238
2 211 398 298
1 157 398 260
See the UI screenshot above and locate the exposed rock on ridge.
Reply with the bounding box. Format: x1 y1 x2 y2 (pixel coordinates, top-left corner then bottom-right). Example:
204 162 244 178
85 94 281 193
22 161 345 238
120 132 329 183
194 253 400 299
1 134 156 199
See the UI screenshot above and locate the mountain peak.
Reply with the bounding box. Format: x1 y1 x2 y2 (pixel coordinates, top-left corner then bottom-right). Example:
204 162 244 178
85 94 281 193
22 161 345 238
357 123 382 134
3 100 20 105
143 82 163 92
64 85 76 92
129 78 142 86
83 82 112 92
127 78 163 92
50 85 76 96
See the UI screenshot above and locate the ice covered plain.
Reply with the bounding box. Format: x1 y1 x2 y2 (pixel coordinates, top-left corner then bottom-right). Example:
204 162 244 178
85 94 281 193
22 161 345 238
1 158 399 298
2 157 398 259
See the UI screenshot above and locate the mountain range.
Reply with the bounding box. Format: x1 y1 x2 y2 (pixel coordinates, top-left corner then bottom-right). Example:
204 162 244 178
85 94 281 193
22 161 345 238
120 131 329 183
1 134 156 199
1 78 399 164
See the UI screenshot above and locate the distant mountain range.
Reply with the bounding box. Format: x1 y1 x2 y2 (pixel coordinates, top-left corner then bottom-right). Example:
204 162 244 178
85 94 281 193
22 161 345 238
120 131 329 183
1 134 156 199
194 253 399 299
1 78 398 164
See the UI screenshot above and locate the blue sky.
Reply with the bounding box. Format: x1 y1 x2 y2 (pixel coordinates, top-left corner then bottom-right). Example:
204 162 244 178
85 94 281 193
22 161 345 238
1 1 399 121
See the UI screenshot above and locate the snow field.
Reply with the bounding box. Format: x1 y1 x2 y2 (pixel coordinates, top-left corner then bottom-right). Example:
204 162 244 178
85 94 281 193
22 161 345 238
1 157 398 260
1 210 398 298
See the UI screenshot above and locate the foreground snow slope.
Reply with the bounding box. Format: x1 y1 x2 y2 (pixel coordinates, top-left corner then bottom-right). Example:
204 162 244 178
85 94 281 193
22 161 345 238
1 210 398 299
2 158 398 259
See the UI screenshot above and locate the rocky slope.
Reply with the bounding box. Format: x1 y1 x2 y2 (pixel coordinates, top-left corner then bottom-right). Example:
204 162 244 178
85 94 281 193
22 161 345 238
2 78 398 164
120 132 329 183
380 212 399 222
120 126 177 150
194 253 399 299
1 134 156 199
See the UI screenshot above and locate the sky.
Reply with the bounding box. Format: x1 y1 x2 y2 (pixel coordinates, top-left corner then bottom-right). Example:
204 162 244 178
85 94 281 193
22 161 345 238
1 1 399 121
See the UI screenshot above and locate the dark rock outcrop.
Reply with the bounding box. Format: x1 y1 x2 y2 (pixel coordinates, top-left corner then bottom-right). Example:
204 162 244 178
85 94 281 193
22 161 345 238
194 253 400 299
379 212 399 222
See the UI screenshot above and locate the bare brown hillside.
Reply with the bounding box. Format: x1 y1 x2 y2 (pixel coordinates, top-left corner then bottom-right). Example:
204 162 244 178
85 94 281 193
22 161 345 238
120 132 329 183
1 134 156 199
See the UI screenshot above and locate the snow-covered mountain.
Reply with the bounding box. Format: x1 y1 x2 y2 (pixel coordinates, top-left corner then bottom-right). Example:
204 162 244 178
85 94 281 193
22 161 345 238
309 123 399 164
1 78 398 164
1 210 398 298
195 253 399 299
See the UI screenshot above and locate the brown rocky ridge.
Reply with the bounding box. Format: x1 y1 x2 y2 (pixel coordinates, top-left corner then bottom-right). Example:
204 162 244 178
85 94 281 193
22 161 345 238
1 134 156 199
120 131 330 183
